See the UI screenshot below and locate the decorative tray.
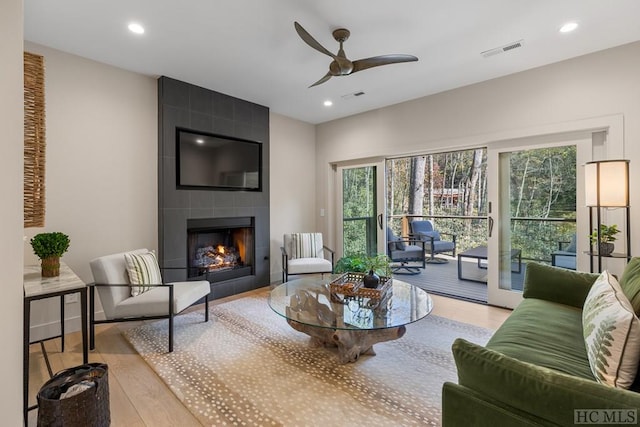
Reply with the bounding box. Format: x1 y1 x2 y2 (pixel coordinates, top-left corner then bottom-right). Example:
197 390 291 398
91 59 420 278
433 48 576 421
329 272 392 300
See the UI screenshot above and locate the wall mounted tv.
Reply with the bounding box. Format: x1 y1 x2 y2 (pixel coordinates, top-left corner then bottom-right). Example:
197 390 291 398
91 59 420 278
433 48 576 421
176 128 262 191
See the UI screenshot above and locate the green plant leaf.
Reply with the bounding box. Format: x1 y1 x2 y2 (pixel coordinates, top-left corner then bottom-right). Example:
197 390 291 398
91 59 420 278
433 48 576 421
30 232 70 259
334 253 391 277
589 224 620 244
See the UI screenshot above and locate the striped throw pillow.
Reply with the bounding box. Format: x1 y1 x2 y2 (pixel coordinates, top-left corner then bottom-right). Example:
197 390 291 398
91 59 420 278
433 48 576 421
124 251 163 297
291 233 323 259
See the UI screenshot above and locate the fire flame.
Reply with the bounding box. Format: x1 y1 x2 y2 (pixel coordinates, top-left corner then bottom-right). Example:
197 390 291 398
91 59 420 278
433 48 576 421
203 245 238 271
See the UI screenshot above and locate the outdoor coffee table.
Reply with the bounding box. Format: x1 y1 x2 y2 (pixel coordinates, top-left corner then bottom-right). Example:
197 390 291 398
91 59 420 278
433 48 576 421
457 245 522 283
269 277 433 363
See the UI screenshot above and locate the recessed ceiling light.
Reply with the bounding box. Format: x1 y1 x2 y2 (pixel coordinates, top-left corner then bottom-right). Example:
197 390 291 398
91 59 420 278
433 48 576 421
559 22 578 33
196 139 204 144
323 100 333 107
128 22 145 34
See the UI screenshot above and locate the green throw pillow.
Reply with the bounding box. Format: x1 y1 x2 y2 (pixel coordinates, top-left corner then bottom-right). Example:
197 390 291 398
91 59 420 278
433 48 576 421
124 250 162 297
583 270 640 388
620 257 640 316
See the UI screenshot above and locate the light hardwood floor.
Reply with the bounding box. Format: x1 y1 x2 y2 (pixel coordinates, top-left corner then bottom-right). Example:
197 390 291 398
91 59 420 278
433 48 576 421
27 287 512 426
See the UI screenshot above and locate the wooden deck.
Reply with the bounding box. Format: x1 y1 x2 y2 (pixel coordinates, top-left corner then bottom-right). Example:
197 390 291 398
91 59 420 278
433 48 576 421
397 256 526 304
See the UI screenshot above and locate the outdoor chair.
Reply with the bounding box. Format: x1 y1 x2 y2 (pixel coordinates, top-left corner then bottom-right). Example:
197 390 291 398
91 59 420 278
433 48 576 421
89 249 210 352
551 233 577 270
387 227 426 275
281 232 334 283
409 220 457 263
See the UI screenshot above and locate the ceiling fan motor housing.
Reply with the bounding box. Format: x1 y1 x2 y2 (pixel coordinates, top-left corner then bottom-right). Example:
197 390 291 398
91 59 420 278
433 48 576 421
330 59 354 75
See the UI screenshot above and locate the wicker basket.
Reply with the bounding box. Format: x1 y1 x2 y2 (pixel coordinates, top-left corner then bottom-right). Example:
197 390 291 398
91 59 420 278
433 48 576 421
37 363 110 427
330 272 392 300
329 272 363 296
356 279 392 300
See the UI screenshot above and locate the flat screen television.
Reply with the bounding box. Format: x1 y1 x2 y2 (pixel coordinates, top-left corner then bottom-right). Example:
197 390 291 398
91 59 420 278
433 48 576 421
176 128 262 191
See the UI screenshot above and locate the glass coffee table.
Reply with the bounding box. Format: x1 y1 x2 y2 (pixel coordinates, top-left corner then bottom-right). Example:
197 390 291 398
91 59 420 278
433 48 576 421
269 277 433 363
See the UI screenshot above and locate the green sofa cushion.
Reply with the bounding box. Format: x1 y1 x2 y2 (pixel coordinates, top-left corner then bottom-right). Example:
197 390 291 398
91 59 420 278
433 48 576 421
487 298 594 380
522 262 599 309
453 338 640 426
620 257 640 316
442 383 552 427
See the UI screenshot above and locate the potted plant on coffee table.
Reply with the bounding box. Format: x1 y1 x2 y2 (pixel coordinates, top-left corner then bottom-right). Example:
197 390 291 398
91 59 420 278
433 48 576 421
334 253 392 288
30 232 71 277
589 224 619 256
334 253 391 276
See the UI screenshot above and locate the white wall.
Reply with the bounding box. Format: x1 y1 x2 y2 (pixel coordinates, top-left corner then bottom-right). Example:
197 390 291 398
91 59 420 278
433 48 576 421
316 41 640 268
269 112 317 283
21 42 317 338
0 0 26 423
23 42 157 339
16 43 322 343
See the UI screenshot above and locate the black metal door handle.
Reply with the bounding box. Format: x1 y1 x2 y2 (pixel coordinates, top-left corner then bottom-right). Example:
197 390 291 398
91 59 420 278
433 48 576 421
377 214 383 230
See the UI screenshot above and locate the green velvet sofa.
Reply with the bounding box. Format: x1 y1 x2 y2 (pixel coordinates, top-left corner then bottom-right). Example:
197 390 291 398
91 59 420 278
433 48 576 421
443 260 640 427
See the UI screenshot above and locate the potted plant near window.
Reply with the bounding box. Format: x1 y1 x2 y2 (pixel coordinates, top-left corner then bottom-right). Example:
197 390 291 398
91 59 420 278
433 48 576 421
30 232 70 277
589 224 619 256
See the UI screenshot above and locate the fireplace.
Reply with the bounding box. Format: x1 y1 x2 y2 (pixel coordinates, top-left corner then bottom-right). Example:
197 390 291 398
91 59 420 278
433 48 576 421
159 77 270 298
186 217 255 283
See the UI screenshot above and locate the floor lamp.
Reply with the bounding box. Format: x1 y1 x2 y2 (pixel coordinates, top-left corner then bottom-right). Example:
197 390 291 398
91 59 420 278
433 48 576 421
584 159 630 273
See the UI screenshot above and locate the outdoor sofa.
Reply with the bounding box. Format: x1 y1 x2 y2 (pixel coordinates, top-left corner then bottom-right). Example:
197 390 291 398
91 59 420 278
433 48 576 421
443 260 640 426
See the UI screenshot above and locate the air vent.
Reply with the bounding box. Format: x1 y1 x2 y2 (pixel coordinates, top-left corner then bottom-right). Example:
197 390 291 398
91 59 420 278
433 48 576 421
481 39 524 58
341 90 366 99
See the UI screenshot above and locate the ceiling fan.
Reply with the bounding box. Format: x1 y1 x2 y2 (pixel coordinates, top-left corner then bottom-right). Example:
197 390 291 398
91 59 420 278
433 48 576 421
294 21 419 88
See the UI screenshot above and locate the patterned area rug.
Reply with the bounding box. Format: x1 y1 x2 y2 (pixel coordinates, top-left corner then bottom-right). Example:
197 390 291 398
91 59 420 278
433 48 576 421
123 293 493 426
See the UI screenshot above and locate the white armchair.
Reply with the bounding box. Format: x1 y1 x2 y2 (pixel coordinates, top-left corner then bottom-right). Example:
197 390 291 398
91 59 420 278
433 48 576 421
281 233 334 283
89 249 211 352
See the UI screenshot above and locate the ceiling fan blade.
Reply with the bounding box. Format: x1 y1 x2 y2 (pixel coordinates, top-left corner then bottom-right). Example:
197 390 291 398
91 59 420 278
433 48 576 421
309 72 332 88
352 54 418 73
294 22 337 59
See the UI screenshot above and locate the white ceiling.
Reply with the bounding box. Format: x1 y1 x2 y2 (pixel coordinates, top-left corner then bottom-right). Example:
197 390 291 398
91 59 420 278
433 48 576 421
24 0 640 124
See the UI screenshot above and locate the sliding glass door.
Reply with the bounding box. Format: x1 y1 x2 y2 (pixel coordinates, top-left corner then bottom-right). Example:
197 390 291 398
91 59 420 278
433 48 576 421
487 137 590 308
336 161 386 258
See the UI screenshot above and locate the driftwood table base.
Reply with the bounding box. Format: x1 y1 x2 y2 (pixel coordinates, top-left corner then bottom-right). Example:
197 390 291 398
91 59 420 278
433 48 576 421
270 278 432 364
287 319 407 364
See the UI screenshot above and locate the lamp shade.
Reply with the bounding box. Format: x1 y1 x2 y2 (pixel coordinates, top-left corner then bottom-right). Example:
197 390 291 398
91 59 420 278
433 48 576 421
584 159 629 207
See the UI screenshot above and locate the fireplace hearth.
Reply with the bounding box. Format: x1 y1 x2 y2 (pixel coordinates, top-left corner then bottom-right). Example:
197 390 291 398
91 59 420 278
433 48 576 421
187 217 255 283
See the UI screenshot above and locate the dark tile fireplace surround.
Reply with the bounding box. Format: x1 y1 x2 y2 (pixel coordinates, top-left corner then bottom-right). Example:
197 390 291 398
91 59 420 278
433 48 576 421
158 76 270 299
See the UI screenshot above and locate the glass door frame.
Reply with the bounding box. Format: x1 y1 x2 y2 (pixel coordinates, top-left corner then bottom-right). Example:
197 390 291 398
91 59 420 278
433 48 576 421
486 135 592 308
336 160 387 259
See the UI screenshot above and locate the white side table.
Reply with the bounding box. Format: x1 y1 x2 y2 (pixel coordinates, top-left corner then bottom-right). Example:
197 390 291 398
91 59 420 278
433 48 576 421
23 262 88 424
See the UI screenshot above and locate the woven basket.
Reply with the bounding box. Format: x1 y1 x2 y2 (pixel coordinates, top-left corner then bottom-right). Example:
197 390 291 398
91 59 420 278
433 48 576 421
355 279 392 300
37 363 110 427
330 272 392 300
41 256 60 277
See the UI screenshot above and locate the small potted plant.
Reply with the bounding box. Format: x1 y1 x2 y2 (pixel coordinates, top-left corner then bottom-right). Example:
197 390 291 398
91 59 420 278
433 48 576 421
30 232 70 277
589 224 619 256
334 253 392 288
